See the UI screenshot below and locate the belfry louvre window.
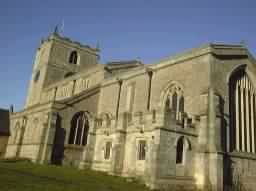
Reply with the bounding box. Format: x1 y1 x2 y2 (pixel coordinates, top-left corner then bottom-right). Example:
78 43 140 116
138 140 146 160
69 51 78 64
229 68 256 153
68 112 89 146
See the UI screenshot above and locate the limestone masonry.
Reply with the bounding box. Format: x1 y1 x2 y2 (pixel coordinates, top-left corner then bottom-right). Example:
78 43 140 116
4 31 256 190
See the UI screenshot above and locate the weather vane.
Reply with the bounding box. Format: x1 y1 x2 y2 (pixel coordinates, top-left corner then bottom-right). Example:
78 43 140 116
53 20 64 35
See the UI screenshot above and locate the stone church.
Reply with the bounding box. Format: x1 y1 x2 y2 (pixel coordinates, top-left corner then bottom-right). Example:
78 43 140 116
4 30 256 190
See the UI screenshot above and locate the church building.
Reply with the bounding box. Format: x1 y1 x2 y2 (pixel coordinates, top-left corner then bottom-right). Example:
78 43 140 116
4 31 256 191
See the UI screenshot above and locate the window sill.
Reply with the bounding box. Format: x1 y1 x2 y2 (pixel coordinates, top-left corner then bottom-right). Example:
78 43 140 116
228 151 256 160
64 144 86 150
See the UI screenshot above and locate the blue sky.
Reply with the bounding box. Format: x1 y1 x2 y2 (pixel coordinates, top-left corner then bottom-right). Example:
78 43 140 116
0 0 256 111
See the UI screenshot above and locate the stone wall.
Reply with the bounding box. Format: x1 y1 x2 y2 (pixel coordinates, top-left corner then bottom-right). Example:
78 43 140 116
7 39 256 191
40 66 104 104
0 136 8 158
5 104 53 163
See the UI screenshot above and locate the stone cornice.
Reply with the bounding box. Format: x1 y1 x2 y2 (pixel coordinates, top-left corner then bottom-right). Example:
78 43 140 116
10 102 54 119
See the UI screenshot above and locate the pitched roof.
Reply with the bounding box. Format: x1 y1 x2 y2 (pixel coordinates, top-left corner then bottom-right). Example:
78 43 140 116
105 60 143 73
0 108 10 135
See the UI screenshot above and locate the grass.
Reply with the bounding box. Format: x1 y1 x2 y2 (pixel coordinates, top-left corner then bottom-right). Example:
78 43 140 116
0 161 150 191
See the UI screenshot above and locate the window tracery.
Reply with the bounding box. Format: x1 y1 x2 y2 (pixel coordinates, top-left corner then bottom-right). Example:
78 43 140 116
229 68 256 153
164 84 186 125
68 112 89 146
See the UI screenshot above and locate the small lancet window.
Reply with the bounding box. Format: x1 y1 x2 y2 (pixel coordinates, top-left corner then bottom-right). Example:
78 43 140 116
138 140 146 160
69 51 78 65
104 141 112 160
34 71 40 82
176 137 184 164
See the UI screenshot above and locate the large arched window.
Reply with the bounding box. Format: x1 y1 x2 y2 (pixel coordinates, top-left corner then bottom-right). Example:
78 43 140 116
69 51 78 65
229 67 256 153
68 112 89 146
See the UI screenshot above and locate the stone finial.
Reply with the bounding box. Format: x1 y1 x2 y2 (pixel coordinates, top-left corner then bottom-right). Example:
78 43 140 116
53 25 59 36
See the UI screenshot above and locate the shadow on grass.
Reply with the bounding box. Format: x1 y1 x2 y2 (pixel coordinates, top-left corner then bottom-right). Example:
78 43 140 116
0 161 149 191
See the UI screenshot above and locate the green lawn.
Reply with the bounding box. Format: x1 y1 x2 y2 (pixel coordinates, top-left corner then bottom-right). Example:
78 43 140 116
0 161 150 191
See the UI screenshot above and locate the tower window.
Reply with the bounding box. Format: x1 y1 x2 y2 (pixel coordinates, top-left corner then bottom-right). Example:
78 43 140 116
34 71 40 82
69 51 78 65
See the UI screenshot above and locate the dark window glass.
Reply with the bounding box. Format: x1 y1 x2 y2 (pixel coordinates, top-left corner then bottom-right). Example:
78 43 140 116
68 112 89 146
69 51 78 64
176 137 184 164
172 92 178 111
34 71 40 82
104 142 112 159
138 140 146 160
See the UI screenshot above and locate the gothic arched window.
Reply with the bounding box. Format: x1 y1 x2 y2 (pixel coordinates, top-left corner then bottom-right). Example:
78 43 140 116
164 84 185 123
68 112 89 146
104 141 112 160
176 137 184 164
69 51 78 65
229 67 256 153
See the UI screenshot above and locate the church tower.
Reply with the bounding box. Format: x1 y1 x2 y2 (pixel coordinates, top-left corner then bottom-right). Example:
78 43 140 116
25 30 100 108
